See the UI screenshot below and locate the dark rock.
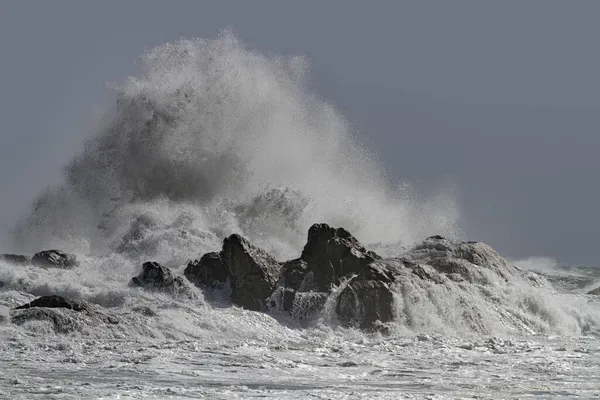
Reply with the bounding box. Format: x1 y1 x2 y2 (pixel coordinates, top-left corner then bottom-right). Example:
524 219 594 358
184 252 228 288
301 223 380 291
131 261 191 296
587 286 600 296
31 250 78 269
14 295 88 311
279 259 309 291
336 264 394 331
282 287 296 312
0 254 30 265
426 235 446 240
222 234 281 311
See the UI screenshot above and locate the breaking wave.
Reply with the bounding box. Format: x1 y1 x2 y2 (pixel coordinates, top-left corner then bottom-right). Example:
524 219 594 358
13 31 461 263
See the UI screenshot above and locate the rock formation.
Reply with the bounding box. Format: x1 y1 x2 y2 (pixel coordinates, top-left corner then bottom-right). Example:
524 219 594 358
131 261 192 297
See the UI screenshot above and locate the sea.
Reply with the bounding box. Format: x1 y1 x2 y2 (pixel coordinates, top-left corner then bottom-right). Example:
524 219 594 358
0 32 599 399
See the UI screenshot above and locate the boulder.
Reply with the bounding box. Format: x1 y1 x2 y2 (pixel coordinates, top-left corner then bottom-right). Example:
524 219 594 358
0 254 30 265
131 261 191 297
184 252 228 288
301 223 380 291
31 250 78 269
222 234 281 311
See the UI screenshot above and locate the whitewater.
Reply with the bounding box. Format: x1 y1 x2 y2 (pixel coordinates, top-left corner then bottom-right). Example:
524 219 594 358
1 32 599 399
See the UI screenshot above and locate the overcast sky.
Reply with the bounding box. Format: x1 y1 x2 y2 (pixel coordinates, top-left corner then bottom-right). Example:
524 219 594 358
1 1 599 265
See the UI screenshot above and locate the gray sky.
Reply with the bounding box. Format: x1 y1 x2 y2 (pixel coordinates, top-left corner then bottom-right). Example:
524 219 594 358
1 1 599 265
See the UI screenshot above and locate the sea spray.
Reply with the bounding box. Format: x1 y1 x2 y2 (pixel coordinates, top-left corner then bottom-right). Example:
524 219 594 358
13 31 461 263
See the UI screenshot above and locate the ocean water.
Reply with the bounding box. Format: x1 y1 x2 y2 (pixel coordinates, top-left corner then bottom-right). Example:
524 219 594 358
1 32 599 399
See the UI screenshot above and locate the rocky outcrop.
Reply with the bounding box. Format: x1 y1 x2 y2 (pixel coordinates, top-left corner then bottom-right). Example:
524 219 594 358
335 235 525 331
31 250 79 269
301 224 380 291
184 252 228 288
0 254 30 265
131 261 192 297
11 295 118 333
222 234 281 311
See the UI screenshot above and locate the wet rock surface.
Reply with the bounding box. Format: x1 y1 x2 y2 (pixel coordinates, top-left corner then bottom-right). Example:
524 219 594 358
131 261 192 297
301 223 381 291
184 252 228 288
31 250 79 269
15 295 88 311
222 234 281 311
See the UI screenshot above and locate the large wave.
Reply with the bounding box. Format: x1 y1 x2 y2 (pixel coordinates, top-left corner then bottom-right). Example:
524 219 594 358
13 31 461 264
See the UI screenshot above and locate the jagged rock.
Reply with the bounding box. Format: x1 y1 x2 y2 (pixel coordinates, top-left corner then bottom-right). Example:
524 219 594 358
184 252 228 288
301 223 380 291
336 264 395 331
0 254 30 265
31 250 79 269
15 295 88 311
222 234 281 311
11 295 118 333
131 261 191 297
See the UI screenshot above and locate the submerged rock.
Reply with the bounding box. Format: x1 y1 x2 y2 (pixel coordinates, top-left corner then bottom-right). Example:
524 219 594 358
131 261 192 297
587 286 600 296
11 295 118 333
301 223 380 291
184 252 228 288
15 295 88 311
222 234 281 311
31 250 79 269
0 254 30 265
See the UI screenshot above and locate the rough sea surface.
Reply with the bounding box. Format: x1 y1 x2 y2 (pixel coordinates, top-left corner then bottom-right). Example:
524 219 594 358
2 33 599 399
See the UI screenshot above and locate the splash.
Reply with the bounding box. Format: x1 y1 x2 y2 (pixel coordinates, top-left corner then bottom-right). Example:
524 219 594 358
14 31 461 262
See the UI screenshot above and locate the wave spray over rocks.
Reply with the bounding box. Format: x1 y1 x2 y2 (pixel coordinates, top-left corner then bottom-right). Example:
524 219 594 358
2 32 600 398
